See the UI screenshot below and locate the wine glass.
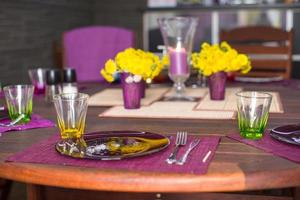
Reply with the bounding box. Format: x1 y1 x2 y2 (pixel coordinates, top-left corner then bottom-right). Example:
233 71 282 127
158 16 198 101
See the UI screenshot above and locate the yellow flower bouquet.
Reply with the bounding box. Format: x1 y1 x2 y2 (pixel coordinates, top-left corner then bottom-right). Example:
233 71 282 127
191 42 252 100
101 48 163 84
191 42 251 77
100 48 164 109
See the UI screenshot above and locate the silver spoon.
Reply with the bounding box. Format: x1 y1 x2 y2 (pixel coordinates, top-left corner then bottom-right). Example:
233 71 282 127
176 139 200 165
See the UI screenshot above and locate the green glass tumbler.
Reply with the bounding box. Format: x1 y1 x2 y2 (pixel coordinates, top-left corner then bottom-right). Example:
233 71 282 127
236 91 272 140
3 85 34 123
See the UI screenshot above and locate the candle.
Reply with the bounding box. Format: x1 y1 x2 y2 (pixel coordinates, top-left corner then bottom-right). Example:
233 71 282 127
169 47 189 76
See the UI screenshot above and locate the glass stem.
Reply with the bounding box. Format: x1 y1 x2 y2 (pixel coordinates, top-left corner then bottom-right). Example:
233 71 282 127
174 81 185 97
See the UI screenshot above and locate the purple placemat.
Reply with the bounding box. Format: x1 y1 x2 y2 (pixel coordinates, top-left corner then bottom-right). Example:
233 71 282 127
6 134 220 174
0 114 55 134
227 132 300 163
276 79 300 90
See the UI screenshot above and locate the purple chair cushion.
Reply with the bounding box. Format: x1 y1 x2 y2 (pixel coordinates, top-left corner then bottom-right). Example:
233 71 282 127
63 26 134 82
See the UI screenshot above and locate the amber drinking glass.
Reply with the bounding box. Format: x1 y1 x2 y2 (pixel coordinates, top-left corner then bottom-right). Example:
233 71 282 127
53 93 89 157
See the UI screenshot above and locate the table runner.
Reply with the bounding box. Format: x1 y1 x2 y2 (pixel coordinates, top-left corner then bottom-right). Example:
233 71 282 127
195 87 242 111
0 114 55 134
164 87 208 98
195 90 283 113
227 132 300 163
6 134 221 174
88 88 169 106
100 102 235 120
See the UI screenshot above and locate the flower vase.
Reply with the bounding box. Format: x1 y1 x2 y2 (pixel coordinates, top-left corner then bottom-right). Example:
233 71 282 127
140 80 146 98
120 73 142 109
208 71 227 100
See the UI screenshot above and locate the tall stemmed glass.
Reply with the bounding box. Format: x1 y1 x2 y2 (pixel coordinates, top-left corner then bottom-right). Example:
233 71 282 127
158 16 198 101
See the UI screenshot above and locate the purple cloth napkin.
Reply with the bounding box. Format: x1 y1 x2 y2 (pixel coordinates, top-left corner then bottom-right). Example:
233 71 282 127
6 134 220 174
227 132 300 163
0 114 55 134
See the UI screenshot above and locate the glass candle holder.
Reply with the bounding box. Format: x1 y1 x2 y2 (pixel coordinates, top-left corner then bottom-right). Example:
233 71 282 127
158 16 198 101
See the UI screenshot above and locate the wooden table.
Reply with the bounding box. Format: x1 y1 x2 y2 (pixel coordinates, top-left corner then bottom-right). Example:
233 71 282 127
0 82 299 200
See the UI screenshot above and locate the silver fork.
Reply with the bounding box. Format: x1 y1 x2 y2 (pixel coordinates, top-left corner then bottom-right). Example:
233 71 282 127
0 114 25 127
166 131 187 164
176 139 200 165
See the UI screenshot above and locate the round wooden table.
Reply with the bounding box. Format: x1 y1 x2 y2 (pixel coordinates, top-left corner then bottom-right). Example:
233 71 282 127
0 82 299 199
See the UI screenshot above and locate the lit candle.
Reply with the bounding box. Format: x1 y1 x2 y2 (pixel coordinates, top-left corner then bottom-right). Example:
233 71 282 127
169 46 189 76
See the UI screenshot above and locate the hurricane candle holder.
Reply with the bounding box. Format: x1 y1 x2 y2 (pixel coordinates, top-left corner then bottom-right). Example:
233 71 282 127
158 16 198 101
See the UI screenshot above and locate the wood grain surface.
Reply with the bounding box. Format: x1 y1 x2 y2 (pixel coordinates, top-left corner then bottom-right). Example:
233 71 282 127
0 82 299 194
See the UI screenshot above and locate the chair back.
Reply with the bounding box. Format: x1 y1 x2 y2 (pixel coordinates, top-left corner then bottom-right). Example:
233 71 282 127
220 26 293 79
63 26 134 82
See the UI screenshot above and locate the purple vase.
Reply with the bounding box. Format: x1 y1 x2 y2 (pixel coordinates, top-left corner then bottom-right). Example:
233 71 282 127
120 73 142 109
140 80 146 98
208 71 227 100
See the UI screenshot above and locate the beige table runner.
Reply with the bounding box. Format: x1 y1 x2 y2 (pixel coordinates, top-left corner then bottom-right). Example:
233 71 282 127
100 101 235 120
195 87 242 111
89 88 169 106
98 87 283 120
195 90 283 113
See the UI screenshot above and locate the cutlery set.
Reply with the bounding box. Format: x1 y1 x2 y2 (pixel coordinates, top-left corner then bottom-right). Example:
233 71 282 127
166 131 207 165
0 114 25 127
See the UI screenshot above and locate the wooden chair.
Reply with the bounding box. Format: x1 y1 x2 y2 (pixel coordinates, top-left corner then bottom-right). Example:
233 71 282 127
220 26 293 79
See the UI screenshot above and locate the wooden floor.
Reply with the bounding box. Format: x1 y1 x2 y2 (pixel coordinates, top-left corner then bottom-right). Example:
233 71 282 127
5 181 295 200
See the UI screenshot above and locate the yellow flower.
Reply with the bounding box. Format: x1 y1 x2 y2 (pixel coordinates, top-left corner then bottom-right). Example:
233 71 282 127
104 59 117 74
100 48 163 82
100 69 114 82
192 42 252 76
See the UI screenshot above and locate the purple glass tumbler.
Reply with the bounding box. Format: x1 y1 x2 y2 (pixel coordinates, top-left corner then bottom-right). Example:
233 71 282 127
120 73 142 109
28 68 47 95
208 71 227 100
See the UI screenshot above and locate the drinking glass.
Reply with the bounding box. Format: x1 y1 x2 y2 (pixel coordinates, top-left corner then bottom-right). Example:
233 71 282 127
53 93 89 157
3 85 34 123
158 16 198 101
28 68 47 95
236 91 272 140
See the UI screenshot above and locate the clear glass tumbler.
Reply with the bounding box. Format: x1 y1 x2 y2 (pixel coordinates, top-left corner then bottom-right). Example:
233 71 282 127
158 16 198 101
236 91 272 140
53 93 89 157
3 84 34 123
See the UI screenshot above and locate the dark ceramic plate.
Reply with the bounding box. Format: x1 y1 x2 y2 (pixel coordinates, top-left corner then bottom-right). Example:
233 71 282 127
271 124 300 135
270 125 300 146
56 131 170 160
235 76 283 83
